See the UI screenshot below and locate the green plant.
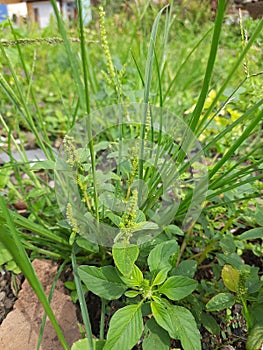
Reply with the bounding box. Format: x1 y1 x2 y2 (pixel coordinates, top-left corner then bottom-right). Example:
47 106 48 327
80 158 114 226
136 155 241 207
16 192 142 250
206 261 263 350
78 239 201 350
0 0 263 349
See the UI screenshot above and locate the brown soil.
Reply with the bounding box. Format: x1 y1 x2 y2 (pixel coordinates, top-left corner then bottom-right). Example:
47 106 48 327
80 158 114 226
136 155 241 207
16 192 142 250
0 259 81 350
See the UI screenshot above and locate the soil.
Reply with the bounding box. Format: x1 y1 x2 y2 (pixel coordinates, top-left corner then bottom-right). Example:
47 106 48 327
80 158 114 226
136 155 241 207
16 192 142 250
0 259 81 350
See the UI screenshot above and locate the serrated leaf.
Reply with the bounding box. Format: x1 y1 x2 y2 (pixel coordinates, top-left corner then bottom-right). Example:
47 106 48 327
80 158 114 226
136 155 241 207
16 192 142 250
206 293 235 311
158 276 197 301
113 244 139 276
142 318 170 350
151 300 201 350
104 304 143 350
78 265 127 300
148 240 179 275
238 228 263 241
222 264 240 292
246 323 263 350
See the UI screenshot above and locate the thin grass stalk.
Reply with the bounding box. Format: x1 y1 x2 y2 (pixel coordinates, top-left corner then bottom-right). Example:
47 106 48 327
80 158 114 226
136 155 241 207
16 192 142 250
0 114 49 212
50 0 85 109
209 109 263 179
197 17 263 134
205 193 262 210
8 210 69 245
209 152 262 191
188 0 226 133
178 98 263 177
0 197 70 350
37 261 68 350
139 5 168 182
72 245 94 350
160 0 174 73
0 45 49 156
100 298 106 340
131 51 144 87
163 27 213 103
8 20 52 157
153 46 163 107
207 174 262 201
197 78 246 136
76 0 99 221
174 101 263 218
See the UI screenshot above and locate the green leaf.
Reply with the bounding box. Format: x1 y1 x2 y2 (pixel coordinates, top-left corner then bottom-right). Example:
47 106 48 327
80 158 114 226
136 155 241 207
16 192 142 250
119 264 143 288
238 228 263 241
125 290 140 298
31 160 55 170
152 268 170 286
113 244 139 276
76 237 99 253
104 304 143 350
164 225 184 237
206 293 235 312
0 241 12 265
71 339 90 350
148 240 179 275
249 302 263 325
222 264 240 292
171 260 197 278
201 313 220 335
142 318 170 350
71 339 105 350
255 205 263 226
64 281 76 291
78 265 127 300
158 276 197 301
246 323 263 350
151 300 201 350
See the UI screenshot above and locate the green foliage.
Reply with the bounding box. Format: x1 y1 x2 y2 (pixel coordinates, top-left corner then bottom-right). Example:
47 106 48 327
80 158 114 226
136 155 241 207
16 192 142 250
246 323 263 350
103 304 143 350
142 318 170 350
78 265 127 300
151 299 201 350
206 292 236 312
0 1 263 349
78 237 200 350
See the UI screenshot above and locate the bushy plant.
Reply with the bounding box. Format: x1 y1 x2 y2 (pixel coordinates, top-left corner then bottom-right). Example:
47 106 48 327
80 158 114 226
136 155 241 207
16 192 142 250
0 0 262 349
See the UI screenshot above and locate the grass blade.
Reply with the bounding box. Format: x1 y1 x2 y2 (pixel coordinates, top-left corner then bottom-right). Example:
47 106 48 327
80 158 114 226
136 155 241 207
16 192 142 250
0 197 70 350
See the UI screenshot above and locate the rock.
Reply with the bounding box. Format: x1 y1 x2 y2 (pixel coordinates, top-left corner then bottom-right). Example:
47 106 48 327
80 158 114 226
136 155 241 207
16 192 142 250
0 259 81 350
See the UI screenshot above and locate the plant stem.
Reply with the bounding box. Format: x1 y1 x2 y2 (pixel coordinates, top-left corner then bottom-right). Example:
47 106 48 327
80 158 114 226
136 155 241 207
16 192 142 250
71 245 94 350
100 298 106 340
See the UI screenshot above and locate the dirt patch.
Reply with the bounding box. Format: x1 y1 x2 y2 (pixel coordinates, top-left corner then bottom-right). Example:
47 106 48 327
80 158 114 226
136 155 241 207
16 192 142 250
0 259 81 350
